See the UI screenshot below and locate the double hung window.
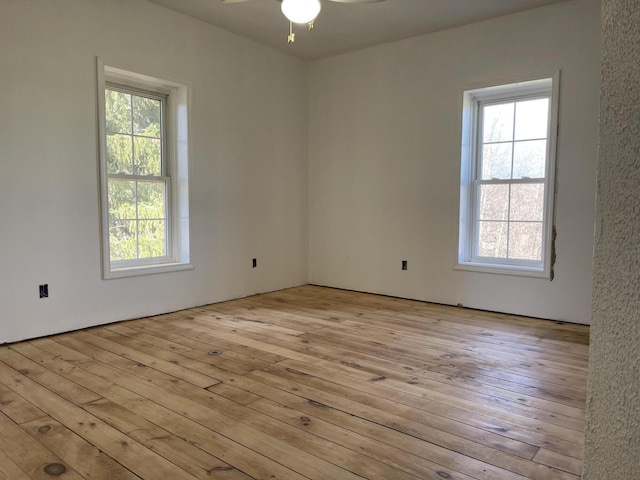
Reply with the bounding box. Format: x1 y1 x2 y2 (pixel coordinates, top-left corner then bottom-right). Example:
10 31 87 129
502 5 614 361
458 76 558 277
98 62 191 278
105 87 168 263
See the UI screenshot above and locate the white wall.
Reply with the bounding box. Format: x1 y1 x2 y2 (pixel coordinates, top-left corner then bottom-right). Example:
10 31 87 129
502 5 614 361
308 0 601 324
0 0 601 344
0 0 308 343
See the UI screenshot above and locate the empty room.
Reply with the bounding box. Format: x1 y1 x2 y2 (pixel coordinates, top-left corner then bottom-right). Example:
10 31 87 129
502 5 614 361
1 0 638 478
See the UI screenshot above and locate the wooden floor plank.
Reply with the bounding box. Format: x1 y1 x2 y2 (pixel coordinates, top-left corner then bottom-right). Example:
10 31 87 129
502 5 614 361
246 364 585 460
78 361 375 480
297 326 588 391
14 340 370 480
81 399 255 480
79 319 545 477
249 397 489 480
244 369 577 480
533 448 584 476
106 323 275 373
66 317 562 470
160 310 588 421
0 285 589 480
185 311 586 418
73 330 222 388
20 416 141 480
0 410 85 480
0 449 33 480
212 296 589 367
0 382 48 425
12 341 305 480
0 351 200 480
191 304 589 402
275 357 585 433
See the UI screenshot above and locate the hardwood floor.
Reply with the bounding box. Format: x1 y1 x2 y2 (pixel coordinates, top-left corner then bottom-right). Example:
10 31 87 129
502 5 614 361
0 285 590 480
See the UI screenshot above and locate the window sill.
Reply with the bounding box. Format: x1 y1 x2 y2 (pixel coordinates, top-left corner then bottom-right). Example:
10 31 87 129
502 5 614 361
104 262 193 280
454 262 550 279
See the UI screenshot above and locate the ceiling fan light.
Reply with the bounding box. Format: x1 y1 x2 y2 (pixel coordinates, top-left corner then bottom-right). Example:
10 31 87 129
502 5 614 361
281 0 321 24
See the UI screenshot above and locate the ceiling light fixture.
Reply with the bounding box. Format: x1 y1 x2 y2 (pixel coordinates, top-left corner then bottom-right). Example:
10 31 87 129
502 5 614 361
222 0 385 44
281 0 322 24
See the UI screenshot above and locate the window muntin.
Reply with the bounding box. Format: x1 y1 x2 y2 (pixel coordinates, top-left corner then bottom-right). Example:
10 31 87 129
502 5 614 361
458 77 558 277
98 61 191 279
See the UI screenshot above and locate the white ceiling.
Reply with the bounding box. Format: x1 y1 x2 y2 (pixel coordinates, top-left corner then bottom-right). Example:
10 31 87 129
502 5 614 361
146 0 569 60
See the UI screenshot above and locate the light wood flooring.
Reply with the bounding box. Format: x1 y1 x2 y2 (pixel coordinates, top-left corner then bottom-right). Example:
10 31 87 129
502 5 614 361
0 285 590 479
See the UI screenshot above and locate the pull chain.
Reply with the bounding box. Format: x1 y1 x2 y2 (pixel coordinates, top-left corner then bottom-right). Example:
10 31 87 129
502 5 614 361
287 19 317 43
287 21 295 43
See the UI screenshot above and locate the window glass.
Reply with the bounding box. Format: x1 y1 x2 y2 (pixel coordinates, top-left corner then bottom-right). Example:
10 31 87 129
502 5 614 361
105 88 168 263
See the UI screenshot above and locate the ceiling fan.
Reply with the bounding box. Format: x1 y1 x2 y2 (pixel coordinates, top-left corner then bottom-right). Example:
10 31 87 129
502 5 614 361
222 0 386 43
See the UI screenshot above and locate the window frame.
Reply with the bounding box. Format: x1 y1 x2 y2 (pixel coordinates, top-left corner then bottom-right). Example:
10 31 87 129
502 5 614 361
456 74 560 278
97 60 192 279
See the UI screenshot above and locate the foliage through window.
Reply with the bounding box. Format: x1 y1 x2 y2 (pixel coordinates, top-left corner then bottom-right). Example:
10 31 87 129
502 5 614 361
458 76 558 277
98 62 191 278
106 88 168 262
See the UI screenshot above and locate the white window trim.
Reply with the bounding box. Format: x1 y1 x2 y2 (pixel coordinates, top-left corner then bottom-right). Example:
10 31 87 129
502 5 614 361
97 59 192 279
456 73 560 279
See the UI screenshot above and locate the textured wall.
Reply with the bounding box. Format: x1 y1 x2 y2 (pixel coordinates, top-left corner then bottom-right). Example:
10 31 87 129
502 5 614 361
584 0 640 477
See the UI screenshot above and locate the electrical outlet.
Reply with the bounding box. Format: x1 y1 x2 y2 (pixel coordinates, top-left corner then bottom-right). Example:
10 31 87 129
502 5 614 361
402 260 408 271
39 284 49 299
252 258 257 268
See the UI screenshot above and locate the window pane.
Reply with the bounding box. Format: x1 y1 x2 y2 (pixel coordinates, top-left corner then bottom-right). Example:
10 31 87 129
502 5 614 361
138 220 166 258
105 90 132 134
137 181 166 219
479 184 509 221
482 103 514 143
134 137 162 176
514 98 549 140
133 95 161 136
481 143 512 179
508 222 543 261
108 180 136 220
513 140 546 179
106 134 133 174
477 221 508 258
510 184 544 221
109 219 137 261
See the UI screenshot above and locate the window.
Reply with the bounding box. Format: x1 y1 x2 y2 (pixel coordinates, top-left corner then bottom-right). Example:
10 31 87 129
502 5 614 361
98 62 191 278
457 76 559 277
